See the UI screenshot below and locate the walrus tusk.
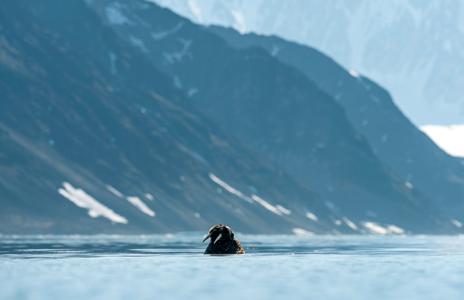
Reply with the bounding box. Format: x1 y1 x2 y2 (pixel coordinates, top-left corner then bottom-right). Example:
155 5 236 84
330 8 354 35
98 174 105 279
213 233 222 244
202 233 211 242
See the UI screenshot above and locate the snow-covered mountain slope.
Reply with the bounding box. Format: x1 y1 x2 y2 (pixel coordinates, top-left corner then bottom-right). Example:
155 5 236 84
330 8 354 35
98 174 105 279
154 0 464 126
421 125 464 158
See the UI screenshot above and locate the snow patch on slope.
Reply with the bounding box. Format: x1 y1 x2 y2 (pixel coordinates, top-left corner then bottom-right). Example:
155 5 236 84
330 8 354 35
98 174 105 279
306 211 319 222
386 225 405 235
145 193 155 201
349 69 360 78
362 221 405 235
106 185 124 198
251 194 283 215
127 196 156 217
209 173 251 202
292 228 313 236
451 219 463 228
343 217 358 230
405 181 414 189
363 222 388 234
420 124 464 157
209 173 291 215
58 182 128 224
276 205 291 215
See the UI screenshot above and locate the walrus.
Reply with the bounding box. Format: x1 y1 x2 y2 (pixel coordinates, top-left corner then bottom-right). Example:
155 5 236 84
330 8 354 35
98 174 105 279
203 224 245 254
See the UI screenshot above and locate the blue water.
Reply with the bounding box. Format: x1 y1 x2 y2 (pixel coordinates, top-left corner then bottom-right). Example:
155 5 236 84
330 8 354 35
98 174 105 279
1 234 463 300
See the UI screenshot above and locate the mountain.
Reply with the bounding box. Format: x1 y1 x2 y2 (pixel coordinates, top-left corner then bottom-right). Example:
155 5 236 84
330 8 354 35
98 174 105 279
0 0 341 234
207 26 464 222
87 0 456 234
154 0 464 126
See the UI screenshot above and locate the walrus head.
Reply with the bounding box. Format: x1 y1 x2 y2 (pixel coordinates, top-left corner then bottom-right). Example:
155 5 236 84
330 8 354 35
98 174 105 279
202 224 234 244
203 224 244 254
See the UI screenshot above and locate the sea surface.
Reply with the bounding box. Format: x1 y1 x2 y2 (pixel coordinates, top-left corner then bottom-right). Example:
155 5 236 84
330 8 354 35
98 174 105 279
1 234 463 300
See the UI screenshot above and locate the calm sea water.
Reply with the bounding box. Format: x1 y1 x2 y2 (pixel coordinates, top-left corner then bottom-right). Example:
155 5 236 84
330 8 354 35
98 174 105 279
1 234 463 300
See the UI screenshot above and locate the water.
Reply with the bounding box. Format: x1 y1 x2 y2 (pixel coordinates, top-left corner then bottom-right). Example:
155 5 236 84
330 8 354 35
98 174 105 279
1 234 463 300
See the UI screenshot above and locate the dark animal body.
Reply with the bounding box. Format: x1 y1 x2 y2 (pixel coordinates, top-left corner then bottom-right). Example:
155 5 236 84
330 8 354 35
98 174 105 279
203 224 245 254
